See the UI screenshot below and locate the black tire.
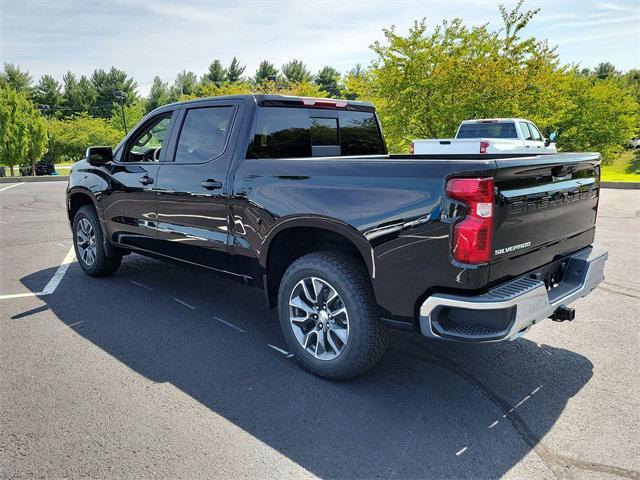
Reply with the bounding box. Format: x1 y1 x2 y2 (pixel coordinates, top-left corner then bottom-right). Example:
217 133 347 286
278 251 386 380
72 205 122 277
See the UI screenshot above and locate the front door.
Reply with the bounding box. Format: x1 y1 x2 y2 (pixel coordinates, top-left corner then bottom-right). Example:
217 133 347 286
103 111 176 251
154 100 242 275
526 122 546 152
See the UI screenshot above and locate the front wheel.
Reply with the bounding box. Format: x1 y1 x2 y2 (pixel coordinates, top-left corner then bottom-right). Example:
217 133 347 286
278 251 386 380
73 205 122 277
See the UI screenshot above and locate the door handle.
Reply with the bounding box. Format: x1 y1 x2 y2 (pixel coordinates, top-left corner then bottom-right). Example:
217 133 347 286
201 179 223 190
139 175 154 185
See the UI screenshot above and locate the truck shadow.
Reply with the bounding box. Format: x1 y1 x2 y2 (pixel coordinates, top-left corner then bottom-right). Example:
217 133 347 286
20 255 593 479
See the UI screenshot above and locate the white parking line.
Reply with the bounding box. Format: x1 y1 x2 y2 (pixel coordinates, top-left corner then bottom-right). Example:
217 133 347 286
61 320 84 330
268 344 293 357
173 298 195 310
0 183 23 192
455 446 468 456
513 395 531 409
131 280 153 291
40 248 76 295
0 292 43 300
213 316 245 333
0 247 75 300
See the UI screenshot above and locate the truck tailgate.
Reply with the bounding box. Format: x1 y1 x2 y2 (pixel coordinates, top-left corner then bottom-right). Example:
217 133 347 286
490 153 601 283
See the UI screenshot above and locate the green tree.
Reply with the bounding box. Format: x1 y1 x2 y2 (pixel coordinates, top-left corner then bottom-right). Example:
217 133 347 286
170 70 199 100
226 57 246 83
203 59 227 85
593 62 618 79
90 67 138 117
314 66 342 98
0 86 47 175
33 75 62 116
62 72 98 116
0 63 32 94
26 114 48 174
359 3 569 152
347 63 364 78
281 60 311 83
557 74 638 163
146 76 171 113
253 60 278 84
111 100 146 134
48 114 121 162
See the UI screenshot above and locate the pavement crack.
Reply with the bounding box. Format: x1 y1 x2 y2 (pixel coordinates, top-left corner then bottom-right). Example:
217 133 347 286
598 285 640 300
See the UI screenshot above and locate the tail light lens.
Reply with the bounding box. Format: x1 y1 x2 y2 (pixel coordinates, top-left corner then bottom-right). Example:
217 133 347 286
480 141 490 154
410 142 415 154
446 177 494 264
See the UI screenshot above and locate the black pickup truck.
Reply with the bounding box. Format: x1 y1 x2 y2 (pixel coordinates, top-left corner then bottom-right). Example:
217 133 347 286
67 95 608 379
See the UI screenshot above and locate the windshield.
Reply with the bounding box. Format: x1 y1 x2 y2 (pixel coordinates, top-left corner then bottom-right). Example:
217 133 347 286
457 122 518 139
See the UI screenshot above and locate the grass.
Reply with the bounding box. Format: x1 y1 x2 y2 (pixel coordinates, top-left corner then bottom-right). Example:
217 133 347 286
601 150 640 182
1 162 73 177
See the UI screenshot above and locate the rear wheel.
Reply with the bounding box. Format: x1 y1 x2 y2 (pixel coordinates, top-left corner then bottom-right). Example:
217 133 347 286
278 251 386 380
73 205 121 276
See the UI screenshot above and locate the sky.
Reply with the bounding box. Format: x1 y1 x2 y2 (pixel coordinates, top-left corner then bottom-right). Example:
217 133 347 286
1 0 638 96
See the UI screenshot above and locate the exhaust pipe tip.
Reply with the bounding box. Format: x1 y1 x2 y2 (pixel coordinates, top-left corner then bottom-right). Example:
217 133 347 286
550 305 575 322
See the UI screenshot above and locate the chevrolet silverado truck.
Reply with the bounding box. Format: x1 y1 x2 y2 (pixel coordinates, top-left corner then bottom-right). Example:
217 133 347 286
412 118 557 155
67 95 607 379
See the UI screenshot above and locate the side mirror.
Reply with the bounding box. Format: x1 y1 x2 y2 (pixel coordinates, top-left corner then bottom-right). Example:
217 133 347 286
86 146 113 165
544 131 558 147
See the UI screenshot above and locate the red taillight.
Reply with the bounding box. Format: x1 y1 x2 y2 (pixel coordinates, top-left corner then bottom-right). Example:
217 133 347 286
446 177 494 264
479 141 489 154
301 98 348 108
410 142 414 154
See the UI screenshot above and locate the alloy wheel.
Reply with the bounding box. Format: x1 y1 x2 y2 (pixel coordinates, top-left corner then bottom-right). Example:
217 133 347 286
289 277 350 360
76 218 97 266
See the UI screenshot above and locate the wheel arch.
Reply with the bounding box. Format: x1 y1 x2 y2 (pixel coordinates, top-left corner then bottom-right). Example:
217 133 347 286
67 187 99 225
260 216 375 307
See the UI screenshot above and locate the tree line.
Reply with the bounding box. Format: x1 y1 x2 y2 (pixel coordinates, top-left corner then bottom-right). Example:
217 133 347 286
1 1 638 174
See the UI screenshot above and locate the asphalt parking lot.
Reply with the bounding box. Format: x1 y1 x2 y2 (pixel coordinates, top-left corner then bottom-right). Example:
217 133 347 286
0 181 638 479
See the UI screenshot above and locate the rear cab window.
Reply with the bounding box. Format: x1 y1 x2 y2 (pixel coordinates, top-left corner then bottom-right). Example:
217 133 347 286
247 105 386 159
456 122 518 139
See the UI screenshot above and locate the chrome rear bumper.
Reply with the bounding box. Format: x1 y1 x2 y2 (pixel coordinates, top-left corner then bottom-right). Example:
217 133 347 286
419 246 608 342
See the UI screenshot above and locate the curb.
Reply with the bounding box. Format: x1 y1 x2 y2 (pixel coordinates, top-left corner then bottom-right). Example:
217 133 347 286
0 176 69 184
601 182 640 190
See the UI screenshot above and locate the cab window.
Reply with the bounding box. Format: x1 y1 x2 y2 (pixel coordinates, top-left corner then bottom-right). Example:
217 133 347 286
527 122 543 141
174 106 235 163
519 121 533 141
246 107 385 158
125 114 172 163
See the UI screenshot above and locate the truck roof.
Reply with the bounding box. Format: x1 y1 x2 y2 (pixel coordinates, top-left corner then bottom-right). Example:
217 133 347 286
459 118 529 124
163 94 375 110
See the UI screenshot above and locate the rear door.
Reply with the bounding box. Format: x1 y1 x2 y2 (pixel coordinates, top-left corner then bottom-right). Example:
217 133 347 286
490 153 601 282
154 99 243 273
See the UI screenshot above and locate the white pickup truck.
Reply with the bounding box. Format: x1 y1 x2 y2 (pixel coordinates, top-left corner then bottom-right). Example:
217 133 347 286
411 118 557 155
